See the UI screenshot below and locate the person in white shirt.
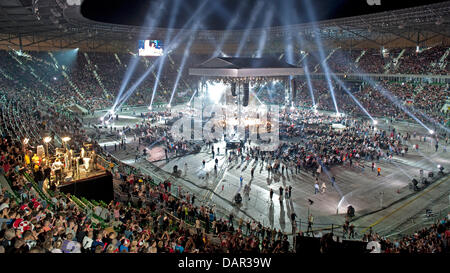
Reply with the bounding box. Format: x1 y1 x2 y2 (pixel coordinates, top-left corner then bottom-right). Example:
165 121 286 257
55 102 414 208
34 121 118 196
314 182 320 194
52 158 64 184
82 231 94 252
51 240 63 253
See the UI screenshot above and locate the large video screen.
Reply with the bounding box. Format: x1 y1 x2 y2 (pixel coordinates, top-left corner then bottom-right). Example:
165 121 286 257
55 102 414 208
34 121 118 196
138 40 163 56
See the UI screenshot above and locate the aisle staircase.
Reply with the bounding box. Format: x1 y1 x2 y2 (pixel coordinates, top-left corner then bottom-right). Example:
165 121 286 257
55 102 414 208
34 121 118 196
412 83 425 100
354 50 366 68
437 47 450 70
84 52 110 99
0 174 21 205
298 52 309 66
314 47 340 73
391 49 406 72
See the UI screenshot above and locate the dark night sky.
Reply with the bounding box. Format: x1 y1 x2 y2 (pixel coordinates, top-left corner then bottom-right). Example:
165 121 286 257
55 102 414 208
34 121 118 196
81 0 448 30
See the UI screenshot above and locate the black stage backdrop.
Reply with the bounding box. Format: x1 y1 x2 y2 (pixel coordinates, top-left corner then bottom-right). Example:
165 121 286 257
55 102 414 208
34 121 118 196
58 171 114 202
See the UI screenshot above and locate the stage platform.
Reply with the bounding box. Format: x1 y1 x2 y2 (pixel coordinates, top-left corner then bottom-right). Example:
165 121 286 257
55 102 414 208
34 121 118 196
57 170 114 203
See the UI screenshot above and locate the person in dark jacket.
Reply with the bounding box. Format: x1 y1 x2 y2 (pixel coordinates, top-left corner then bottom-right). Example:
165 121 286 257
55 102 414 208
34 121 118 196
33 166 44 190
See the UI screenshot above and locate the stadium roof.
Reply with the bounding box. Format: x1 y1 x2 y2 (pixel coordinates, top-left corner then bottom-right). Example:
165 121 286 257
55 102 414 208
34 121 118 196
189 57 303 77
0 0 449 52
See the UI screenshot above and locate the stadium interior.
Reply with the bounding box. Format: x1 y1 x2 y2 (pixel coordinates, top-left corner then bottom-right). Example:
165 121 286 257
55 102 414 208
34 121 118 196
0 0 449 255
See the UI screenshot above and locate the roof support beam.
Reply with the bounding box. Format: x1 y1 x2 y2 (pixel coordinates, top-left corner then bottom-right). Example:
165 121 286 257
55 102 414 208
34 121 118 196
378 29 418 44
336 25 382 47
23 32 77 46
425 29 450 40
63 37 92 48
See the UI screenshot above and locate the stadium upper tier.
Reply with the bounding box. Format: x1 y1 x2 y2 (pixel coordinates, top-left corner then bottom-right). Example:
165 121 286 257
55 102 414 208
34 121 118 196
0 46 448 127
0 0 449 52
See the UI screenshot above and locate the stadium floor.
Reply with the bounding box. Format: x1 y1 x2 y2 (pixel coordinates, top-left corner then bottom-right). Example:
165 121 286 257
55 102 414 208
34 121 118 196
85 105 450 238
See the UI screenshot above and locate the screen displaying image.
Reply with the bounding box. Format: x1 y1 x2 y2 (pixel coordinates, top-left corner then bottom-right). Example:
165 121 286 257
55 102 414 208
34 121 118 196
138 40 163 56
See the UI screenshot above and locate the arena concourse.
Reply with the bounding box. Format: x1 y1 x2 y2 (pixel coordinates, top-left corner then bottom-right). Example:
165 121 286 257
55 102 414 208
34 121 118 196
0 0 449 257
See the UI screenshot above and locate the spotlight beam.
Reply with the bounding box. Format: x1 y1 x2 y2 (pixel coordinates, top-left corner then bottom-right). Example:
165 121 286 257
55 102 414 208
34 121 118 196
250 88 263 105
281 0 296 64
115 19 205 111
302 58 316 107
332 48 445 133
169 23 199 105
365 79 432 132
291 8 315 108
409 103 449 133
114 58 162 111
164 0 213 55
303 0 339 114
212 1 249 57
234 0 265 57
114 0 209 112
112 1 168 110
331 73 375 122
188 88 198 105
255 7 275 58
150 0 211 108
